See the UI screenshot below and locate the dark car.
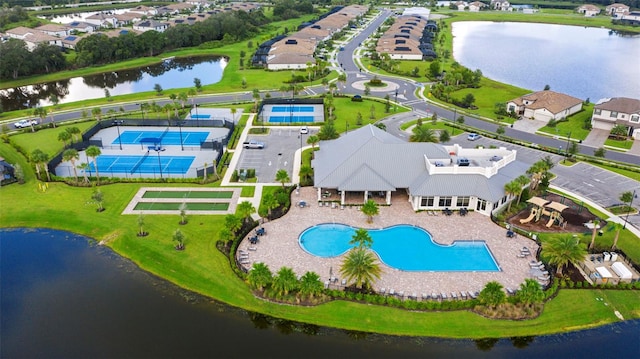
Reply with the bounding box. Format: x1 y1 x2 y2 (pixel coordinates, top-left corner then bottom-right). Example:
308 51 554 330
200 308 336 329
457 158 470 166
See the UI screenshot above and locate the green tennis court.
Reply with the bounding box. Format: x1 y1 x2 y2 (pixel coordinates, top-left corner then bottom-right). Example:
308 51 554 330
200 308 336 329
134 202 230 211
142 191 234 199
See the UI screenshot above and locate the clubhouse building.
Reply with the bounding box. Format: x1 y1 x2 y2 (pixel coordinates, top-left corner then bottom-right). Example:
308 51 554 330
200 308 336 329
312 125 529 216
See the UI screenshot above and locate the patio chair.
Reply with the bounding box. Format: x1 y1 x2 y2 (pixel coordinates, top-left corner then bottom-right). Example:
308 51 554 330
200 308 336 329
389 289 395 296
341 279 347 286
441 292 448 300
248 246 257 251
380 288 386 295
451 292 457 300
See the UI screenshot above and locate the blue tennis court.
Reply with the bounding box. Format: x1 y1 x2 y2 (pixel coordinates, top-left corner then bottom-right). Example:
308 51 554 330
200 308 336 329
113 130 210 146
91 155 195 174
271 105 314 113
190 114 211 119
269 116 315 123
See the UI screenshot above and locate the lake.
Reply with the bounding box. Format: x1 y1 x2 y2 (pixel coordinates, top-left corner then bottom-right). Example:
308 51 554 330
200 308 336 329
452 22 640 101
1 228 638 358
0 56 227 111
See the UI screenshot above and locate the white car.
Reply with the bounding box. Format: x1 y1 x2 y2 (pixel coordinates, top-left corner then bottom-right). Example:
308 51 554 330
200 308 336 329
300 126 309 134
467 133 481 141
14 119 38 128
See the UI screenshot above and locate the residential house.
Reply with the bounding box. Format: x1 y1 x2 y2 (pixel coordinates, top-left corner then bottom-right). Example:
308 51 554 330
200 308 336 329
376 12 438 60
620 11 640 25
506 90 583 122
133 20 170 33
591 97 640 139
312 125 528 216
468 1 487 12
5 26 34 40
61 34 83 49
490 0 512 11
577 4 601 17
606 3 630 17
128 5 158 17
5 27 60 50
85 13 118 28
34 24 71 37
67 21 98 33
115 12 142 27
453 1 468 11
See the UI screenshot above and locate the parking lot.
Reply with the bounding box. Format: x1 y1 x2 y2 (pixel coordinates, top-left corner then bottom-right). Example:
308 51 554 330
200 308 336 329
236 126 318 183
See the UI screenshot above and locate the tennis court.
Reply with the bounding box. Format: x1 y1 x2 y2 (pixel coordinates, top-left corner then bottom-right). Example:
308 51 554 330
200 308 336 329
271 105 315 113
92 155 195 175
268 116 315 123
113 130 210 146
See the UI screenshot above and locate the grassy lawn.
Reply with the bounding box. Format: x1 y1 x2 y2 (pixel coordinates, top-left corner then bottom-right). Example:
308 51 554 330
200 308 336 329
10 120 96 156
590 163 640 182
329 97 408 132
133 202 230 211
538 105 594 141
400 120 452 131
605 138 634 151
142 190 234 199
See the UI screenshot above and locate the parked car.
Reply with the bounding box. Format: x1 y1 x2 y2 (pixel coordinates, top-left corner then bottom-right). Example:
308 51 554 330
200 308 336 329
14 119 38 128
457 158 470 166
300 126 309 134
243 140 265 149
467 133 481 141
490 155 503 162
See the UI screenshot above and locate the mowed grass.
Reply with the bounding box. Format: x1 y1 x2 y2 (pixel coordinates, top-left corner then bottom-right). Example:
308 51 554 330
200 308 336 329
11 120 96 156
142 190 234 199
133 202 230 211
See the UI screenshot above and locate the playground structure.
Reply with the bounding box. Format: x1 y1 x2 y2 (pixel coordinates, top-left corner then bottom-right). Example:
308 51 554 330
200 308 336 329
519 196 568 228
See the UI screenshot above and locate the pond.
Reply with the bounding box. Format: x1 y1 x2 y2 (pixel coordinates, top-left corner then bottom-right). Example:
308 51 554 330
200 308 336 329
452 22 640 101
0 56 227 111
1 228 638 358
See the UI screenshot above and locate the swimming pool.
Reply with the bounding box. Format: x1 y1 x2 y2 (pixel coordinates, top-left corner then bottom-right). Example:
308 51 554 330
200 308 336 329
299 224 499 272
190 114 211 119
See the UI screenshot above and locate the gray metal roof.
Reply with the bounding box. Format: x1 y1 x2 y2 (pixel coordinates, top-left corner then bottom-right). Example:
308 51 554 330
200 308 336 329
313 124 528 200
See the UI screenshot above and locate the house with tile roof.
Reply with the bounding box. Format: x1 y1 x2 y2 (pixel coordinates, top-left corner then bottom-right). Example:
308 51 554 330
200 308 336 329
577 4 601 17
312 125 528 216
468 2 487 12
34 24 71 37
606 3 630 17
376 13 438 60
490 0 512 11
133 19 170 33
506 90 583 122
591 97 640 139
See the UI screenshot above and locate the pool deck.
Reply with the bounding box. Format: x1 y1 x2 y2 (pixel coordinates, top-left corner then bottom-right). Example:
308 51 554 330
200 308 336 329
238 187 540 297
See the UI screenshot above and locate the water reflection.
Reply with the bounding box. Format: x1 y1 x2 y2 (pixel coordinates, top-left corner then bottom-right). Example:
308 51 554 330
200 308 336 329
0 56 226 111
1 228 639 358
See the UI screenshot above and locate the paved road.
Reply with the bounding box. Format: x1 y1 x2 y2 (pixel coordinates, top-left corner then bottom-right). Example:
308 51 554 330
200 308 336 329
7 9 639 167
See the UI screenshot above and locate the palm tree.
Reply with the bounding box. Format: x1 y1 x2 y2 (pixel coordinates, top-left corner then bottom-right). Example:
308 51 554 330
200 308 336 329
78 162 90 183
85 145 102 185
62 148 79 182
91 189 104 212
137 213 147 236
611 222 623 250
515 175 530 203
66 126 81 143
247 262 273 291
340 247 382 289
91 107 103 121
271 267 298 297
30 149 45 180
261 193 279 219
224 214 242 236
298 271 323 299
178 92 188 109
306 135 319 157
237 201 256 224
504 180 522 212
542 236 587 276
33 107 47 129
173 228 185 250
589 219 600 250
410 125 437 142
361 199 379 223
516 279 545 307
350 228 373 248
179 202 188 225
275 169 289 189
299 165 313 185
478 281 506 308
58 131 71 147
230 108 237 124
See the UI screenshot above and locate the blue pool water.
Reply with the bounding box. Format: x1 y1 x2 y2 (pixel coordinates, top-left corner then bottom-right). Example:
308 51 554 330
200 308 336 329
271 105 314 113
299 224 499 271
190 114 211 119
113 131 209 146
268 115 315 123
91 155 195 174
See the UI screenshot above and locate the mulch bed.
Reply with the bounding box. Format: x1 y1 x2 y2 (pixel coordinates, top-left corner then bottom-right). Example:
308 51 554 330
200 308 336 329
507 193 604 234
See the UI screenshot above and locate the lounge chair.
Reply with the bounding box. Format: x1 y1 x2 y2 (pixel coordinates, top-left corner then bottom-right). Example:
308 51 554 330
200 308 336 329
469 291 478 299
506 288 515 295
431 292 439 300
441 292 448 300
389 289 395 296
422 293 429 300
341 279 347 286
517 253 527 258
398 291 404 298
451 292 457 300
411 293 418 300
248 246 257 251
380 288 386 295
529 261 543 267
460 291 467 299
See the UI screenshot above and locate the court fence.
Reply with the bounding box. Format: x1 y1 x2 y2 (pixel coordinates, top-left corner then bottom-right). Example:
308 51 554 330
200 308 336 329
48 118 233 179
